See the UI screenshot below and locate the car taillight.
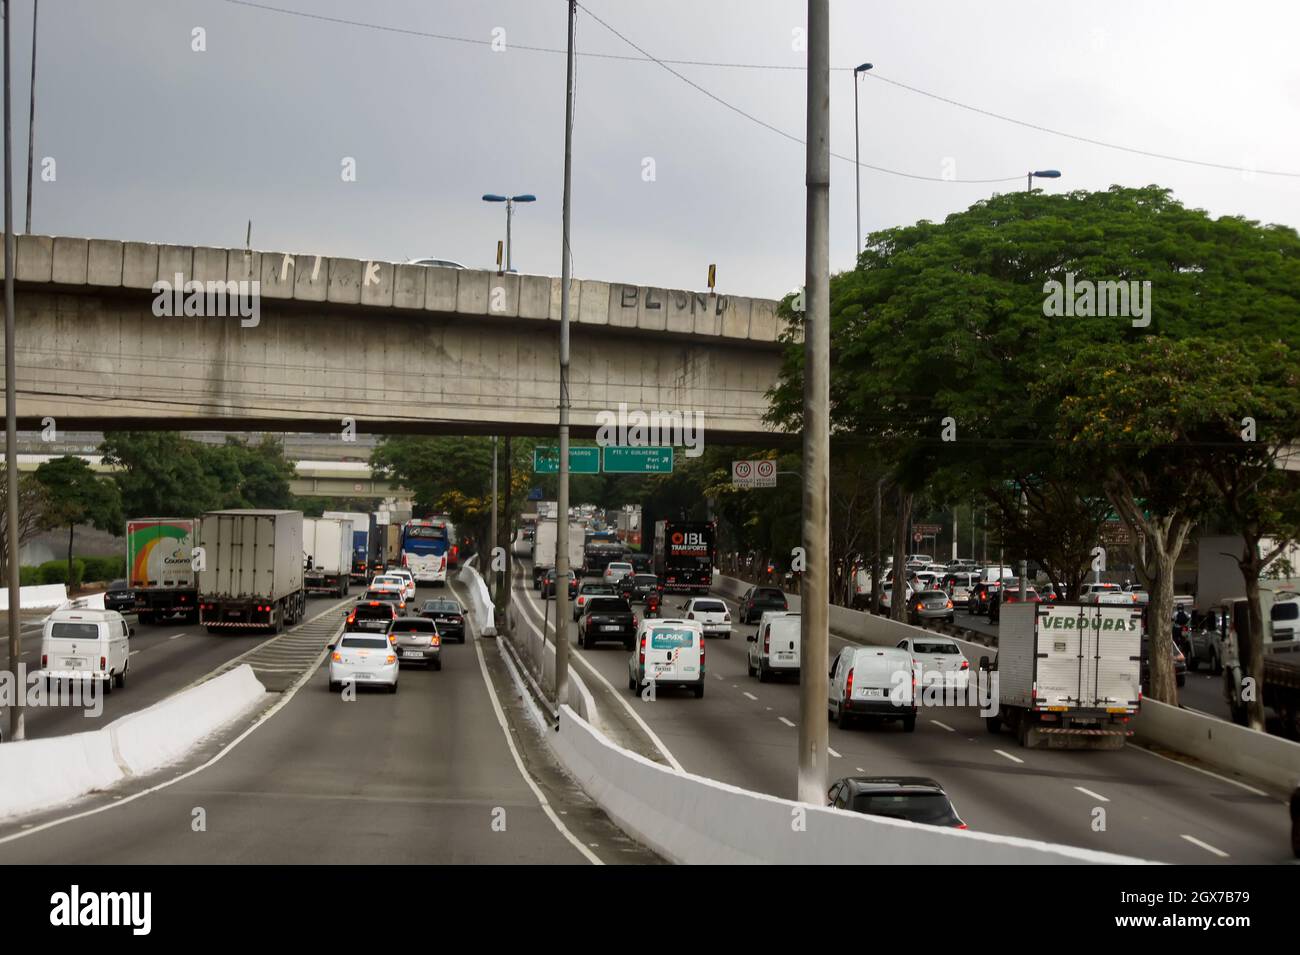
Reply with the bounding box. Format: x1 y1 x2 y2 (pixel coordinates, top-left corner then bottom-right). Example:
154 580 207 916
452 546 459 558
332 652 341 662
431 635 441 646
954 823 968 830
346 613 356 624
639 635 646 665
41 654 47 667
782 600 788 610
386 654 396 664
845 667 854 698
960 660 969 669
945 600 953 609
763 631 770 654
723 612 730 622
100 656 107 671
687 612 694 620
631 614 639 627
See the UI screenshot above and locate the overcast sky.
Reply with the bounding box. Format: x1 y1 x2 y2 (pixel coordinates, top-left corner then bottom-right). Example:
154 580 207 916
8 0 1299 299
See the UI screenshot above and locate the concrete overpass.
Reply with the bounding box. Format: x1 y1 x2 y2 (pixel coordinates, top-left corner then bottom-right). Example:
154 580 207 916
0 234 794 442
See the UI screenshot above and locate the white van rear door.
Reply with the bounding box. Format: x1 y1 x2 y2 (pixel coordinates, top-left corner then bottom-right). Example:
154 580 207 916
766 618 800 667
645 625 698 681
44 620 102 672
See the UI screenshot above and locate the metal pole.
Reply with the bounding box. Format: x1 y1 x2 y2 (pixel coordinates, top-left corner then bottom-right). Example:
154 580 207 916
5 0 25 742
872 477 883 613
1018 490 1027 599
553 0 576 713
798 0 830 806
1027 172 1032 193
951 511 958 562
501 434 512 616
853 71 860 258
490 435 499 603
23 0 34 234
505 199 513 273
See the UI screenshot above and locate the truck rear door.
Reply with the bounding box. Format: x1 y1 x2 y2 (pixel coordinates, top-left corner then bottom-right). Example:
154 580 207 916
1032 607 1087 708
1089 606 1142 708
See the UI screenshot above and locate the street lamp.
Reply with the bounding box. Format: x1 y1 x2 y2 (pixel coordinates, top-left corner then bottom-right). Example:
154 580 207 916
481 193 536 272
1027 169 1061 193
852 63 873 259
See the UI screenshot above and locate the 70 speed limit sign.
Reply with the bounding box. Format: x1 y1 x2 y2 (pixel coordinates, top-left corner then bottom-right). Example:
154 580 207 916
732 459 777 488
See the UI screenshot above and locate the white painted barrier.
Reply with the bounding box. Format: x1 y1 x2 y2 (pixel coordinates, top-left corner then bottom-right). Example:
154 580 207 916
0 583 68 610
1133 698 1300 791
0 664 267 820
457 557 496 636
551 705 1151 864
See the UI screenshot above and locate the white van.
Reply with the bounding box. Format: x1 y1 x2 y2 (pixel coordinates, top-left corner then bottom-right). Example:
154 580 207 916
748 611 800 681
40 606 132 691
979 565 1016 584
828 645 916 731
628 619 705 698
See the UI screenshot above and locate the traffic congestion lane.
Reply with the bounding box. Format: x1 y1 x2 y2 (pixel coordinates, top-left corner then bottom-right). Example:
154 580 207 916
0 586 593 865
0 594 349 742
707 589 1292 863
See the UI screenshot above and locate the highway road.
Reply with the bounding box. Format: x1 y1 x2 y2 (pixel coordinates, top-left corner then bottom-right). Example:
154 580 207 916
0 578 658 865
513 563 1295 864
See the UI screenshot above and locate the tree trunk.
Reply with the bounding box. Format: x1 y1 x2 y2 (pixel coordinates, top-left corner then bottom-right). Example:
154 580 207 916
1239 539 1267 732
67 523 76 593
890 490 912 622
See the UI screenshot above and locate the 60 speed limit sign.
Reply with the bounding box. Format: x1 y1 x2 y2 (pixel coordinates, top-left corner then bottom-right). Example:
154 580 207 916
732 459 776 488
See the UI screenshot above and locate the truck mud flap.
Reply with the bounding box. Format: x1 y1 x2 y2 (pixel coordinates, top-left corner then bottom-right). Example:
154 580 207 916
1024 725 1130 750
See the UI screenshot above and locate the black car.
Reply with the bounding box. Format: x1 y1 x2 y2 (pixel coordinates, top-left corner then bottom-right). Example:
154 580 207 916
577 596 637 650
740 586 787 624
629 553 653 574
345 600 398 634
967 581 1002 615
420 597 466 643
543 568 579 600
1140 636 1187 690
103 579 136 614
619 573 661 603
827 776 966 828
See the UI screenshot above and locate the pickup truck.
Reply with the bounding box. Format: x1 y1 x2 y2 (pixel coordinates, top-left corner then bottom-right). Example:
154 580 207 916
577 596 638 650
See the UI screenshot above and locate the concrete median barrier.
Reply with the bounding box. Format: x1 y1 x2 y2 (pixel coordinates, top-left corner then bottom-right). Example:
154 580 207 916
1133 698 1300 791
550 705 1150 865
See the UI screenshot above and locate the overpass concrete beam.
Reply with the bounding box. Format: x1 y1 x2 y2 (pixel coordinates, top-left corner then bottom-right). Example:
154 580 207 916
193 246 229 284
393 264 426 310
455 270 489 314
228 249 260 286
424 266 459 312
123 242 159 289
51 237 89 285
157 244 193 287
519 274 549 319
360 260 395 308
87 240 124 287
326 257 362 305
258 251 295 299
291 254 328 302
487 273 520 318
16 234 53 283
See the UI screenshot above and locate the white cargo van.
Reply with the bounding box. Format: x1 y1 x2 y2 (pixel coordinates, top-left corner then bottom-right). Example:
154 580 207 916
39 606 132 691
828 645 916 731
628 619 705 698
747 611 800 681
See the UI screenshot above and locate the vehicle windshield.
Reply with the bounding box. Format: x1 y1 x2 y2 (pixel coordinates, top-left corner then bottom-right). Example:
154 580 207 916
913 642 959 654
340 636 389 649
353 605 395 620
49 622 101 640
851 792 957 824
755 588 784 599
919 591 948 600
392 619 437 633
366 591 400 603
108 579 128 590
580 584 614 595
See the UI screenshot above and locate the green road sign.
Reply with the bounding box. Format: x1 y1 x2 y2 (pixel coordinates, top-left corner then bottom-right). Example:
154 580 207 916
533 446 601 474
602 446 674 474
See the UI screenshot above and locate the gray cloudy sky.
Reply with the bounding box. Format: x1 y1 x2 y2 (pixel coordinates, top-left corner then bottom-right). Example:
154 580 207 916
10 0 1300 298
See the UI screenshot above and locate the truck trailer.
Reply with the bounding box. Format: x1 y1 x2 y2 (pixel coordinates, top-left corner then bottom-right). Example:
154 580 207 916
126 518 199 624
198 509 306 633
303 517 352 597
323 510 378 582
981 602 1142 749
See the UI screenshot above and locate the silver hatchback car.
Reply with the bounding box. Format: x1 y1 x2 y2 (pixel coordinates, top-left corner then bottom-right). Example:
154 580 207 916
389 616 442 670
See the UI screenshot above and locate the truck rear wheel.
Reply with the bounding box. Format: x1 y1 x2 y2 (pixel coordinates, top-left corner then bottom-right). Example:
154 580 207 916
985 714 1001 734
138 611 154 625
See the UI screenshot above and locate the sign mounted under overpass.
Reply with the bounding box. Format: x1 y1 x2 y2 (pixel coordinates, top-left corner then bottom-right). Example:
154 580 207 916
603 446 673 474
533 446 600 474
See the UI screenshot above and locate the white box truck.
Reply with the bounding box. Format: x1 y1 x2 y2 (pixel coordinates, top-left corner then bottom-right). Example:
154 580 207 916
125 517 199 624
303 517 352 597
324 510 378 582
532 519 557 588
198 510 306 634
980 602 1142 749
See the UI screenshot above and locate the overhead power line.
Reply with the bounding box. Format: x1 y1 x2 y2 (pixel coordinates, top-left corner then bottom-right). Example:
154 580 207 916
217 0 1300 180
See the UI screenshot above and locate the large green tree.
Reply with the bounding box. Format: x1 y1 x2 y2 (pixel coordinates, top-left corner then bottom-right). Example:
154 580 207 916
34 456 123 588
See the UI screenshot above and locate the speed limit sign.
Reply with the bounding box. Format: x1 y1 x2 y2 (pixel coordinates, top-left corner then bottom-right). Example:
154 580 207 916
913 531 923 544
733 461 752 480
756 460 776 479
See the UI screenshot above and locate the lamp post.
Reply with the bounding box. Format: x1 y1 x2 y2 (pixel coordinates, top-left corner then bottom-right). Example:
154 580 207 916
1026 169 1061 192
852 63 872 258
481 193 536 272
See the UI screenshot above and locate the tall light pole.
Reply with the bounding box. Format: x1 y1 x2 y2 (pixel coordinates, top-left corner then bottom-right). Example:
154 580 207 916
553 0 576 715
490 435 499 607
852 62 872 259
24 0 35 234
1026 169 1061 193
5 0 24 742
799 0 831 806
481 193 536 272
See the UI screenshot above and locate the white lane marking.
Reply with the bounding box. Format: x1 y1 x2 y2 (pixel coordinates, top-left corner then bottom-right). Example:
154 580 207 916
713 674 723 680
473 629 601 865
994 749 1024 764
1124 743 1272 799
1074 786 1109 803
509 574 684 774
778 716 795 727
930 719 955 732
168 633 185 640
828 746 842 758
1180 834 1229 858
742 691 758 701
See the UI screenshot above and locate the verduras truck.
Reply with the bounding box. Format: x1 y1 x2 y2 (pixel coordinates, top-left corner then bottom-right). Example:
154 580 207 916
980 602 1142 749
126 518 199 624
198 509 306 633
303 517 352 597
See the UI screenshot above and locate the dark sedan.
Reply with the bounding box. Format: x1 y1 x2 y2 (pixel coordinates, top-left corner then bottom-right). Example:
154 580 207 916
420 597 466 643
740 586 788 624
619 573 661 604
1140 636 1187 690
104 579 136 614
577 596 637 650
827 776 966 829
543 568 579 600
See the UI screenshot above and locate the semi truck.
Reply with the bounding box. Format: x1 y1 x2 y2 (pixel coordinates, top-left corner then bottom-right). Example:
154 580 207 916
323 510 378 582
303 517 352 597
1219 593 1300 737
653 519 717 594
532 519 557 588
980 602 1142 749
385 524 401 568
126 518 199 624
198 509 306 634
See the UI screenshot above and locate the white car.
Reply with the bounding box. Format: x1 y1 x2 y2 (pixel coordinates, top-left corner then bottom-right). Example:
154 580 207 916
603 561 634 584
39 606 132 692
329 633 399 692
372 573 415 603
628 618 705 698
879 583 913 612
828 645 916 731
896 635 969 689
748 611 800 681
679 597 731 639
1079 582 1126 604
